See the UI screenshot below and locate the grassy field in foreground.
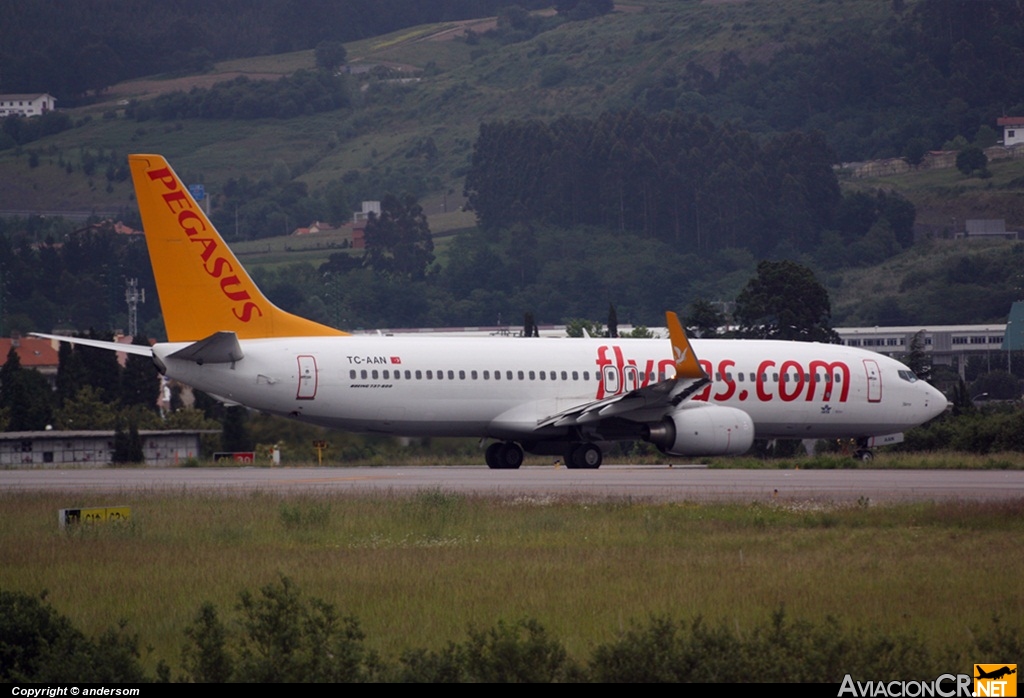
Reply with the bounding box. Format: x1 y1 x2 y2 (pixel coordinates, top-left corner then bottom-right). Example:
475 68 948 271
1 492 1021 674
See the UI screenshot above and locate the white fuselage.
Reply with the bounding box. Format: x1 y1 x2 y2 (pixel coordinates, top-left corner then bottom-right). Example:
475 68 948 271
154 335 947 441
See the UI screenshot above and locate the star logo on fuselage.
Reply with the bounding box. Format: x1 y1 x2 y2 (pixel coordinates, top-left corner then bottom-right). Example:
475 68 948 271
821 405 832 414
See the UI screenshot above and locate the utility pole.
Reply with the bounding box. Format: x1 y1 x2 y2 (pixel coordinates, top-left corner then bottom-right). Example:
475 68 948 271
125 278 145 338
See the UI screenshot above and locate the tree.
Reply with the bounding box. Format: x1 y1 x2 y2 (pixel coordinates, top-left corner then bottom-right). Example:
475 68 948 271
314 41 347 73
522 311 538 338
686 299 724 338
956 146 988 176
0 346 53 431
607 303 618 338
112 420 144 464
0 590 146 683
362 193 435 281
120 336 158 410
903 330 932 381
78 331 122 405
903 138 928 166
564 318 603 338
53 386 118 430
971 370 1021 401
222 406 253 453
734 260 838 342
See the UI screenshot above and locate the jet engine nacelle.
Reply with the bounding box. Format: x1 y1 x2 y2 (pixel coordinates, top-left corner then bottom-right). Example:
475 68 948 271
645 405 755 456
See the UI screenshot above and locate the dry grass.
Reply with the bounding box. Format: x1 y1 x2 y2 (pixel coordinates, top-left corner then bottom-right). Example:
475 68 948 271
1 491 1021 674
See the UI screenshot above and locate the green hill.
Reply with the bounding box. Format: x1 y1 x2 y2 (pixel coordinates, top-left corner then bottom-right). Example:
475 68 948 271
2 0 1023 332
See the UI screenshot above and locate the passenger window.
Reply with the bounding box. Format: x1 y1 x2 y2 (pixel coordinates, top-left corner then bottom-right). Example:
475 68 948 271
372 370 378 379
517 371 524 380
437 370 443 380
539 371 545 380
561 371 568 380
383 370 389 379
426 370 433 379
405 370 411 379
507 371 513 380
360 370 367 379
572 371 579 380
584 371 590 381
459 370 466 380
349 370 356 379
529 371 536 380
448 370 455 380
483 370 489 379
737 372 744 382
415 370 422 379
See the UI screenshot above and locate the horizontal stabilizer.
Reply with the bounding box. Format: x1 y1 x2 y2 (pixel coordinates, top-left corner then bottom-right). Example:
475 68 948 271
30 333 153 356
168 332 244 365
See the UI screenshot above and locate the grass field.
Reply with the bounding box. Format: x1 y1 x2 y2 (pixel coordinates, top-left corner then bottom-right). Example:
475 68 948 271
1 489 1020 675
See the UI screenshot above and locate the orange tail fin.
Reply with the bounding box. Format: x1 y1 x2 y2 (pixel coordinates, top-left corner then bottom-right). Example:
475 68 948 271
666 311 708 380
129 154 347 342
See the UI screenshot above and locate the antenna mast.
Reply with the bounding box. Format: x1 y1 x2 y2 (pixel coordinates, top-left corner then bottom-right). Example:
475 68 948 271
125 278 145 337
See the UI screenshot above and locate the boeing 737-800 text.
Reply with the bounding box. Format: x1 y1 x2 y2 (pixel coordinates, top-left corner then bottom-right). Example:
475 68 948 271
34 155 948 468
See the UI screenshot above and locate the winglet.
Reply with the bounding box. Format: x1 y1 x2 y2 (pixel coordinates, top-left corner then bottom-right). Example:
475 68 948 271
128 154 348 342
666 311 707 380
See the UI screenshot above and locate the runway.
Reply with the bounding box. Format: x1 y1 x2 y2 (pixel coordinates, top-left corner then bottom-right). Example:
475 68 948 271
2 465 1023 502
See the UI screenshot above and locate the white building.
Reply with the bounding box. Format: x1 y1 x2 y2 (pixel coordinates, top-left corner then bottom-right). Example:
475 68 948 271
0 93 56 117
0 430 210 467
997 116 1024 147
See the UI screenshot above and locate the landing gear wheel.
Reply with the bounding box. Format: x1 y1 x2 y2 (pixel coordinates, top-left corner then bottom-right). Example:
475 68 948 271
577 443 602 469
485 442 523 469
485 442 503 469
567 443 603 469
499 440 524 466
854 449 874 463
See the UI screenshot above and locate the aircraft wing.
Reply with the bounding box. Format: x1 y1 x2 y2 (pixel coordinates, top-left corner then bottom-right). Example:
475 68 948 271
30 333 154 356
536 311 710 428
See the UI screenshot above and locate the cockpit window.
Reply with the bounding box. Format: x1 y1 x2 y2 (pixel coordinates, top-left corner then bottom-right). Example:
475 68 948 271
898 370 918 383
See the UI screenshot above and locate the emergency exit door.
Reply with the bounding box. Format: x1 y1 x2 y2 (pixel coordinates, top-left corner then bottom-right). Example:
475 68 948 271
863 359 882 403
296 355 318 399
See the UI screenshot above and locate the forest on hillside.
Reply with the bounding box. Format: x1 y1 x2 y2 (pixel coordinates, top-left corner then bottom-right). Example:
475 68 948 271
640 0 1024 161
0 0 559 102
3 0 1023 163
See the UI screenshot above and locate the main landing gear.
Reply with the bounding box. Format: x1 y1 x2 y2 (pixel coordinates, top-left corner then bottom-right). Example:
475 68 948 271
564 443 602 469
485 441 524 469
483 441 605 469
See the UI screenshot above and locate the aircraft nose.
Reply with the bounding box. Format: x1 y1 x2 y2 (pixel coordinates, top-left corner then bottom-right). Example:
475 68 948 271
922 382 948 421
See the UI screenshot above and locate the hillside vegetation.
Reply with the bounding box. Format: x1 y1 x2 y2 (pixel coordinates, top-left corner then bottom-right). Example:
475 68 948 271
1 0 1023 334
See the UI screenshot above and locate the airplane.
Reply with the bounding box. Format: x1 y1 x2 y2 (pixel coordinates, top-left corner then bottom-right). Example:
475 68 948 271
976 667 1016 681
33 154 949 468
